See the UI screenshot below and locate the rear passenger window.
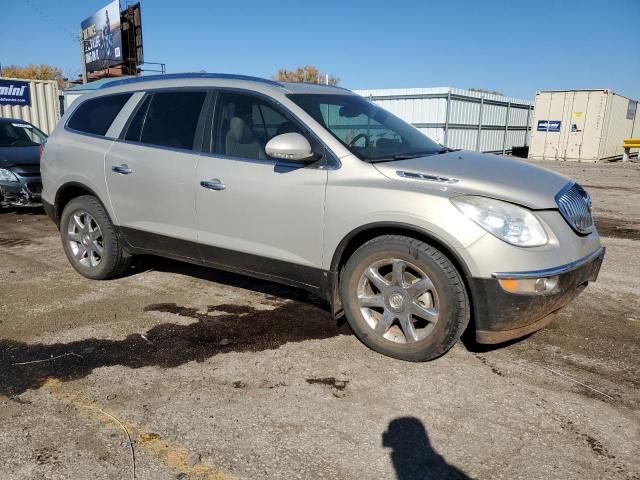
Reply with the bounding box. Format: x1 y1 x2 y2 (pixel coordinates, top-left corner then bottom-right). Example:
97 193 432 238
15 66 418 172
67 93 132 136
138 91 206 150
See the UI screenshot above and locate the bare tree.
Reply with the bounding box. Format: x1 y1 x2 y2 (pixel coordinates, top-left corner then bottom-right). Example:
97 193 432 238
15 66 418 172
273 65 339 85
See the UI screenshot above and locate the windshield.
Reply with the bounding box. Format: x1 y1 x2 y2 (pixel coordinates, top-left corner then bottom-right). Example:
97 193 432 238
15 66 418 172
288 93 443 161
0 122 47 148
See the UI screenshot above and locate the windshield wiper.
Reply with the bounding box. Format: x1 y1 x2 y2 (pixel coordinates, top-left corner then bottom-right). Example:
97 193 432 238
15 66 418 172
369 149 452 163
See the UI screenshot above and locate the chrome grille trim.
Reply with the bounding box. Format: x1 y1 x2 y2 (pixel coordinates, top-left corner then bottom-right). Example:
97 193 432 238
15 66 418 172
555 182 594 234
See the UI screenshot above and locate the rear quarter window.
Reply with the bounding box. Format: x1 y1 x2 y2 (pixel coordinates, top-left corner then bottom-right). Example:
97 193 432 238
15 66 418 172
67 93 132 137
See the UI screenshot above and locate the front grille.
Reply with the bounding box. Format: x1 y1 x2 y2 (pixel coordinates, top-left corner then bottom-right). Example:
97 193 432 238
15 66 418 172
556 182 594 234
25 182 42 195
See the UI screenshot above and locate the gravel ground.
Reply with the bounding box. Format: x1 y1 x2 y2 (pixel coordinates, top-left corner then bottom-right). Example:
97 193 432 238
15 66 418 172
0 160 638 480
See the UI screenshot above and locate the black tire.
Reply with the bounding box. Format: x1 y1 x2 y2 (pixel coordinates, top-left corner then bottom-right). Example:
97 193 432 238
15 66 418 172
60 195 131 279
340 235 469 362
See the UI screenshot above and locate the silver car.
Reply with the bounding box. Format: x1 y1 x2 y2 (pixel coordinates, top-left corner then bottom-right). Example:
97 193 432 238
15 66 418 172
41 73 604 361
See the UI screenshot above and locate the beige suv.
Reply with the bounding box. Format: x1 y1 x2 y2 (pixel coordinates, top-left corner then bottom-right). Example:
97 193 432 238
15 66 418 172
41 73 604 361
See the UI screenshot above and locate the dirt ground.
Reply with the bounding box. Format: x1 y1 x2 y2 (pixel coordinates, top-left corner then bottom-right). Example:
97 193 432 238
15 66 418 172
1 160 638 480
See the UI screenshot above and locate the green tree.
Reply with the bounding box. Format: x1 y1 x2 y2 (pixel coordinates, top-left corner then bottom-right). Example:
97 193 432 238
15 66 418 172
1 64 67 90
273 65 339 85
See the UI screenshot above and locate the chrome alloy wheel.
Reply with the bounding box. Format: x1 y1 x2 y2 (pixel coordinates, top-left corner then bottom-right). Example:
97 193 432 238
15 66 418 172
356 258 439 344
67 211 104 268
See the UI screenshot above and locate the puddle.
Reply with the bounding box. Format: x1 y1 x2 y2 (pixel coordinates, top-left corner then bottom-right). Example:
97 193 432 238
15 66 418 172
595 217 640 240
0 302 351 397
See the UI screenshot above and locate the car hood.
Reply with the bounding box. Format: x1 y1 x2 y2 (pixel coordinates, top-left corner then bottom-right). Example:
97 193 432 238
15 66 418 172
0 146 40 168
372 150 570 209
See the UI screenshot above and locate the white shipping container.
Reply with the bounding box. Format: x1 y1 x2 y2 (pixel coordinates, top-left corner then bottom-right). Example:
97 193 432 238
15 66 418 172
0 77 60 135
354 87 533 153
528 89 638 162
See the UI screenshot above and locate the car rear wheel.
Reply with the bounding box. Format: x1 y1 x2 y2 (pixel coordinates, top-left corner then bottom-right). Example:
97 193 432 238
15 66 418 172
340 235 469 361
60 195 131 279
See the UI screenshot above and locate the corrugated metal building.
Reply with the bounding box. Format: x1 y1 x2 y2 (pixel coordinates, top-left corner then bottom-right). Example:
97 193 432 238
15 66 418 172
528 89 639 162
0 77 60 134
353 87 533 153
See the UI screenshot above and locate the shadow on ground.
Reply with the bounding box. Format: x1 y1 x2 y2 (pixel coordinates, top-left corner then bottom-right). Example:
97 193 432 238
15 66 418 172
129 255 331 309
383 417 470 479
0 206 44 216
0 301 351 397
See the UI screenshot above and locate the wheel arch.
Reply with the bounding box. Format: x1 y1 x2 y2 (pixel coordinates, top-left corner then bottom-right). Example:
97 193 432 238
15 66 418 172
54 182 111 227
329 222 475 325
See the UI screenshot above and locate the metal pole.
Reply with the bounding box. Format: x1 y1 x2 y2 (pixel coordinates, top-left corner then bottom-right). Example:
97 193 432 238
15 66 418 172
502 101 511 154
79 28 87 84
443 91 451 147
476 96 484 152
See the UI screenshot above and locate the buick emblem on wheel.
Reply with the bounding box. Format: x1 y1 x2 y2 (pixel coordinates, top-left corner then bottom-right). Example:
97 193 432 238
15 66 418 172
389 293 404 309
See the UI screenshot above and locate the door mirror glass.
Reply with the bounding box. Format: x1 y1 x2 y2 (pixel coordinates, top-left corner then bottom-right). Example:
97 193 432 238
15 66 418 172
265 133 314 162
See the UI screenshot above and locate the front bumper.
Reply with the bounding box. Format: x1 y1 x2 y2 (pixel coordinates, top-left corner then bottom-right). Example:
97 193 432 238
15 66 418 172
0 172 42 207
469 247 605 343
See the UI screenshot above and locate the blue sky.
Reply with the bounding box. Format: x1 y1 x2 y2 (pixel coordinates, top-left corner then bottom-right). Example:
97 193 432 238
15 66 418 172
1 0 639 100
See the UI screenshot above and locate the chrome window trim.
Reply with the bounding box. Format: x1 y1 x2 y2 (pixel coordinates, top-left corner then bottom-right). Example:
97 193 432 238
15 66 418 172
492 246 605 279
197 149 335 171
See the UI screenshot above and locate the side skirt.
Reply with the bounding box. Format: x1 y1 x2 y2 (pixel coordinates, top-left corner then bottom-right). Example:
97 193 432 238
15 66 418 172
117 227 335 304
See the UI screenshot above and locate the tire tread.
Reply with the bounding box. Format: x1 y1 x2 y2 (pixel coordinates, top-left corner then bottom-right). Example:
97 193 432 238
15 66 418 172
340 235 469 361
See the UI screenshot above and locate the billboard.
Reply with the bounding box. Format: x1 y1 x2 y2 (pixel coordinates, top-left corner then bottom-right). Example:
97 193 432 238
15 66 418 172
0 79 31 106
81 1 123 73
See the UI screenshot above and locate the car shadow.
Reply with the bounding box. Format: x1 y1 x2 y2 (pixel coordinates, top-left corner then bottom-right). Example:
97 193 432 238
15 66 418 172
383 417 471 480
0 206 44 216
128 254 330 310
1 298 352 398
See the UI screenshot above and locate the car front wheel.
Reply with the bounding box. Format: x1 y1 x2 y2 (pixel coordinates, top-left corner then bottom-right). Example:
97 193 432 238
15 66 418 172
340 235 469 361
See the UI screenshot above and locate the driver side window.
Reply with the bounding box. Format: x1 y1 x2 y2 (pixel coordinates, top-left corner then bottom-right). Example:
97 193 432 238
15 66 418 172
213 93 305 161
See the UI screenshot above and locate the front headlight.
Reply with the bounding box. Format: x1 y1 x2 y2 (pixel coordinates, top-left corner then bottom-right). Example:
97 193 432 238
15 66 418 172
451 195 548 247
0 168 19 182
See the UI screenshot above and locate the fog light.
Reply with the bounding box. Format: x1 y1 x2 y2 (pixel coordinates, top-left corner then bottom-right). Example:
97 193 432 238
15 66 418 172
498 276 559 294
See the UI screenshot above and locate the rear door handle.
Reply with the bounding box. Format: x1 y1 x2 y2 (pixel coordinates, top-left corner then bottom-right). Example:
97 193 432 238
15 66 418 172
200 179 226 191
112 164 133 175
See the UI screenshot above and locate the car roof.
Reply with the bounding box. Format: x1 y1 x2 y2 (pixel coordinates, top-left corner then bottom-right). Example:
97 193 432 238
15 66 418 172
94 73 353 96
0 117 31 125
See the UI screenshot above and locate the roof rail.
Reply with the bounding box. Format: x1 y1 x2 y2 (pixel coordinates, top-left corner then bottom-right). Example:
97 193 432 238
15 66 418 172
99 73 283 89
280 81 351 92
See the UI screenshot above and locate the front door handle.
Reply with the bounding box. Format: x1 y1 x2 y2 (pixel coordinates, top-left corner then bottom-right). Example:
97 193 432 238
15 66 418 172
112 164 133 175
200 179 226 191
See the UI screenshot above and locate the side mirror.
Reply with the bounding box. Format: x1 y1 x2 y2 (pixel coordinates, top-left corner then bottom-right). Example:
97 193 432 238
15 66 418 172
265 133 314 162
